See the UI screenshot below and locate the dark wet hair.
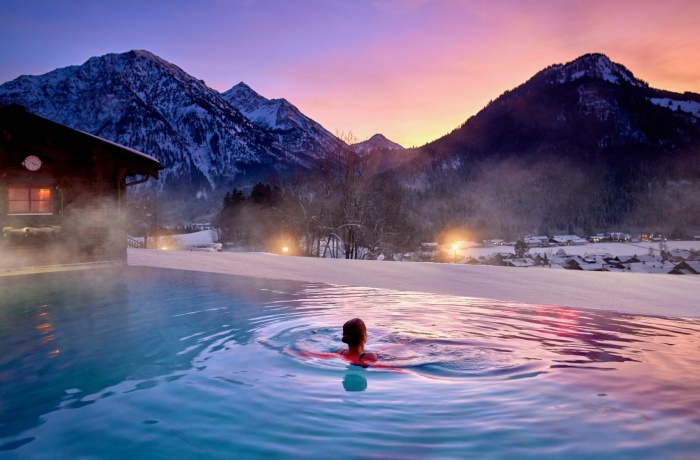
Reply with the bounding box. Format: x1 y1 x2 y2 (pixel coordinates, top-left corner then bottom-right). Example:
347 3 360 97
342 318 367 347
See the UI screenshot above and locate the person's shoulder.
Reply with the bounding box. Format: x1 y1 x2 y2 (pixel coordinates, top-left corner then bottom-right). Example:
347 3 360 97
361 352 378 363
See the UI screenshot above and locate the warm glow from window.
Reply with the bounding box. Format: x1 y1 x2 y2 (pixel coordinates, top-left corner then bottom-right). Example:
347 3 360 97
8 188 52 214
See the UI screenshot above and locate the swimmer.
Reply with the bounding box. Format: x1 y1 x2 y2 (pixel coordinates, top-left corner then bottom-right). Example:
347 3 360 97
337 318 377 366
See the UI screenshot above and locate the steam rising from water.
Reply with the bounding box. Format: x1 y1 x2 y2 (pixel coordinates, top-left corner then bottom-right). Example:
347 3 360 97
1 197 127 270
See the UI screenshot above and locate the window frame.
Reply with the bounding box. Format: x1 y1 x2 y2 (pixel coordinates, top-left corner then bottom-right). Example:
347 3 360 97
7 187 54 216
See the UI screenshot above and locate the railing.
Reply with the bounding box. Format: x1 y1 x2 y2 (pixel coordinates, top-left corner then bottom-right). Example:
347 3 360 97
127 236 144 249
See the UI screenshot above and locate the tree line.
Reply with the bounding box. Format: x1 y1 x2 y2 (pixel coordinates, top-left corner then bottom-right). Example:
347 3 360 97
213 135 415 259
212 140 700 258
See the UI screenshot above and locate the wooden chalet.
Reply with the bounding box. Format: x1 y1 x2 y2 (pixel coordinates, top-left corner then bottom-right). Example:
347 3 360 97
0 105 160 269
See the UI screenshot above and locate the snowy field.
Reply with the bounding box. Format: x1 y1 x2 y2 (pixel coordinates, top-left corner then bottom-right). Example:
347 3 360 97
129 234 700 319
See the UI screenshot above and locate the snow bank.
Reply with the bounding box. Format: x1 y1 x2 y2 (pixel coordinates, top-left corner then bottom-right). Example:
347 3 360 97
128 249 700 318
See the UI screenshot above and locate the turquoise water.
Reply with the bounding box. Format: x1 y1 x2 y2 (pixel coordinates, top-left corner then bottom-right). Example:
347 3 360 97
1 266 699 459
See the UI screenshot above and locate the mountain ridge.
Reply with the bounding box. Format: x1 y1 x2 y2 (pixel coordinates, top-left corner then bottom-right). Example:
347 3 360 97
0 50 343 220
423 52 700 162
410 52 700 237
221 82 345 163
2 50 698 232
352 133 405 153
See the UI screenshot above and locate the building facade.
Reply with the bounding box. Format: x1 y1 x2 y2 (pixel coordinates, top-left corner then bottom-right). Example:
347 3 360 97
0 105 160 268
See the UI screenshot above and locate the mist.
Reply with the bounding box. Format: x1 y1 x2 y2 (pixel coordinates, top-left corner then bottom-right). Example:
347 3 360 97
199 144 700 259
1 197 127 270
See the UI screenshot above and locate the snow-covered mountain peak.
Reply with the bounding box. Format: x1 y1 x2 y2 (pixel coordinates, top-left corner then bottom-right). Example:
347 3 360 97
223 82 312 129
221 82 344 159
546 53 647 87
352 133 404 153
0 49 296 199
226 82 265 103
222 82 275 126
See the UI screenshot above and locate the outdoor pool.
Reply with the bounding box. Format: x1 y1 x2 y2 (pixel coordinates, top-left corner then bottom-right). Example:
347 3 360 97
1 266 699 458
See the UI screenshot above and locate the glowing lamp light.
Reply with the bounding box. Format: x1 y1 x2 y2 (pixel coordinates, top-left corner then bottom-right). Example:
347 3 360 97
161 246 168 250
282 246 289 254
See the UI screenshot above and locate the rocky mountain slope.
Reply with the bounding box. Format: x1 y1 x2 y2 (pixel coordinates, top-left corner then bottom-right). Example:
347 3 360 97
221 82 344 163
0 50 342 214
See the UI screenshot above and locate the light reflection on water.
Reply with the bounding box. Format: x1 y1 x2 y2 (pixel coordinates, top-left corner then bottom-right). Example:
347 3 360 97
0 266 699 459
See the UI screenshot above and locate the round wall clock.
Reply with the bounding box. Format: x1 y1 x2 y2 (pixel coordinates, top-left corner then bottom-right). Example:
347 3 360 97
23 155 42 171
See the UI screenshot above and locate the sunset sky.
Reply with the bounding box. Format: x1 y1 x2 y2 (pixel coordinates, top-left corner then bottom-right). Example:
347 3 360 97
1 0 699 147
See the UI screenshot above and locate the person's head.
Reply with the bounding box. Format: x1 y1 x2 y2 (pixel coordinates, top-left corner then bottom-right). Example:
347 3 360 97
342 318 367 347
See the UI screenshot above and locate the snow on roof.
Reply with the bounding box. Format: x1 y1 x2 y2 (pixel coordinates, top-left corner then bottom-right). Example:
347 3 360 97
681 261 700 271
78 129 160 164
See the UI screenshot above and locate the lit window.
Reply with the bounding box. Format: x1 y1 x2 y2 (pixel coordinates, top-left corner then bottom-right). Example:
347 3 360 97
8 188 53 215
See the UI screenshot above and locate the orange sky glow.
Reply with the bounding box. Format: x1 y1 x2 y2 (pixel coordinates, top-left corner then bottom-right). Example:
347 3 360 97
1 0 699 147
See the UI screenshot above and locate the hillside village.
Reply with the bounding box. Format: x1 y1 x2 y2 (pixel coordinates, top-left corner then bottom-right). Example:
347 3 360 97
156 229 700 276
415 233 700 275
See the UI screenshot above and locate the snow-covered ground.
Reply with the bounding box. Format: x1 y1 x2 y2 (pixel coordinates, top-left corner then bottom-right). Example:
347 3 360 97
128 237 700 319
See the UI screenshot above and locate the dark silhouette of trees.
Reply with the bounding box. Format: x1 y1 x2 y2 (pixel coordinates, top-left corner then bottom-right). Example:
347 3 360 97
514 239 529 258
212 134 415 258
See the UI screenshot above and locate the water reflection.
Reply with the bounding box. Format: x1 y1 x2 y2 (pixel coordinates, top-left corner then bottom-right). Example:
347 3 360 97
0 267 133 440
1 267 699 457
0 267 314 441
288 286 700 379
342 372 368 392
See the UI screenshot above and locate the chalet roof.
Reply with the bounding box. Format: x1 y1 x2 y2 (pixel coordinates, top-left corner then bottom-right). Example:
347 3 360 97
673 261 700 274
78 129 159 164
0 104 161 179
668 249 692 258
618 255 640 263
525 235 548 242
507 259 535 267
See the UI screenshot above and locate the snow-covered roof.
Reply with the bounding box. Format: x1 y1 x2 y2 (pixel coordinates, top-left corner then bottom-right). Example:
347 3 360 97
0 104 160 178
79 129 160 164
552 235 588 244
677 261 700 273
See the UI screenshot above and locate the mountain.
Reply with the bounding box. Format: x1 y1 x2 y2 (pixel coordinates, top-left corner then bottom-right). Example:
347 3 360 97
3 50 698 233
221 82 345 162
352 134 404 153
0 50 342 219
423 53 700 168
414 53 700 237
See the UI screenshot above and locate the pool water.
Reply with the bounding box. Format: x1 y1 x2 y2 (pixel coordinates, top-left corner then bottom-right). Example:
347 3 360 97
1 266 699 459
